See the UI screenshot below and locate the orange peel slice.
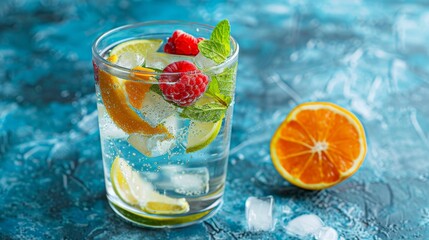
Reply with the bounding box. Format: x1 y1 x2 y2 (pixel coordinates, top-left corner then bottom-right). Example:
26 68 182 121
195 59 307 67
270 102 367 190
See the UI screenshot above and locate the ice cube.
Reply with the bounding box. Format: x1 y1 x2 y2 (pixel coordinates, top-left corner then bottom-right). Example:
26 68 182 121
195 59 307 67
156 166 209 196
117 52 145 69
245 196 275 231
282 205 293 215
284 214 324 238
170 167 209 196
128 133 175 157
315 227 339 240
194 52 224 74
194 52 216 69
159 165 184 172
139 91 176 127
97 104 127 139
145 52 194 70
127 115 178 157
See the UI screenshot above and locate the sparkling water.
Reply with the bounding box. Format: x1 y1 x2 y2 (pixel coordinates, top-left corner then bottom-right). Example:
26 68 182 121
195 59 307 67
97 96 233 227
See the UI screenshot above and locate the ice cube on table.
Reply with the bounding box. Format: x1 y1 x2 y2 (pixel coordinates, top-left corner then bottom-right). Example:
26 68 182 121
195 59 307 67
284 214 324 238
245 196 275 231
138 91 176 127
170 167 209 196
145 52 194 70
97 104 127 139
117 52 145 69
315 227 338 240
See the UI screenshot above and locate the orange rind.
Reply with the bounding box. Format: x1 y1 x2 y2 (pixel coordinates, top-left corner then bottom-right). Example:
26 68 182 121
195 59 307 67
98 69 171 138
270 102 367 190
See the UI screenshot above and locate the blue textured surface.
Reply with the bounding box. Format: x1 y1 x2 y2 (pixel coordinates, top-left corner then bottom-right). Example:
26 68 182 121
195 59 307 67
1 0 429 239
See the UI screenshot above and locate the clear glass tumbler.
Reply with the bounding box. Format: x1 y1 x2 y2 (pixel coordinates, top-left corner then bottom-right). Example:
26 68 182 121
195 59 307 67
91 21 239 228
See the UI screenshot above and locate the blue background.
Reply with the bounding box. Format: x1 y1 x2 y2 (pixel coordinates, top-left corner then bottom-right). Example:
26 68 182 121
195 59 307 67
1 0 429 239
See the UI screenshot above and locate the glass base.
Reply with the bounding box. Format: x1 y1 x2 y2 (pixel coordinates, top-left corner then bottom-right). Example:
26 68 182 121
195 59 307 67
108 199 223 228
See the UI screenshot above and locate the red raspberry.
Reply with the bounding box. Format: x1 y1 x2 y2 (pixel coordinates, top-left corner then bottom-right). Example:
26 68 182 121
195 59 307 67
159 61 209 107
164 30 204 56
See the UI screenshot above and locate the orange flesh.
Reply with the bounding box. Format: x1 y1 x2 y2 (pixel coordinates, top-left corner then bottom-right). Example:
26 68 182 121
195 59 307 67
98 70 170 136
124 66 155 109
124 82 151 109
275 108 362 184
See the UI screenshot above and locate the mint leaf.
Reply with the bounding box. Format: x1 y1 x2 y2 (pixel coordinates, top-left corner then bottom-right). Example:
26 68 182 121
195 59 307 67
218 93 232 106
211 62 237 97
198 19 232 64
198 40 229 64
180 101 227 122
206 77 220 96
202 57 237 112
210 19 230 53
205 76 233 108
205 82 231 107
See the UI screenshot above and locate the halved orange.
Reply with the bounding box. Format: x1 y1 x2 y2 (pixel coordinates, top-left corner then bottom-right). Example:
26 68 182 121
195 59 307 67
270 102 367 190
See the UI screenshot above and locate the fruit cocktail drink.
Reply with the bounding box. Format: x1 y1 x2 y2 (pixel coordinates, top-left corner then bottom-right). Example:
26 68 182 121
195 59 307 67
92 20 239 228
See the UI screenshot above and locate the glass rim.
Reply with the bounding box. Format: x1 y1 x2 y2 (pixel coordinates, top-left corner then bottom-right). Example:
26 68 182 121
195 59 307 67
91 20 239 77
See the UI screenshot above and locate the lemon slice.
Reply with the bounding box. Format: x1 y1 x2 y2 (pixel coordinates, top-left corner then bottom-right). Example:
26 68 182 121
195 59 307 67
110 157 189 214
186 120 222 153
144 196 189 215
111 157 139 205
110 39 163 57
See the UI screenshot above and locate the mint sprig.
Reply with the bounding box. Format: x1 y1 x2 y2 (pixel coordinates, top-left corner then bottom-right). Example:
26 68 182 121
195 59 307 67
198 19 231 64
198 41 229 64
210 62 237 97
210 20 231 54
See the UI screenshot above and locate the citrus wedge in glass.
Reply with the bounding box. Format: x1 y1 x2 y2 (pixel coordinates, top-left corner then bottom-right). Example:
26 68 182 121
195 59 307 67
110 39 163 57
111 157 189 214
186 120 222 153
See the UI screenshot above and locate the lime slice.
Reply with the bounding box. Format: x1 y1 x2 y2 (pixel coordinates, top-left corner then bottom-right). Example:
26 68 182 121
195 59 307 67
186 120 222 153
110 157 189 214
110 39 163 57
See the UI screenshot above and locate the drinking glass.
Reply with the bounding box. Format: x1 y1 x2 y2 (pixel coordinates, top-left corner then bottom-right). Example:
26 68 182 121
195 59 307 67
92 21 239 228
